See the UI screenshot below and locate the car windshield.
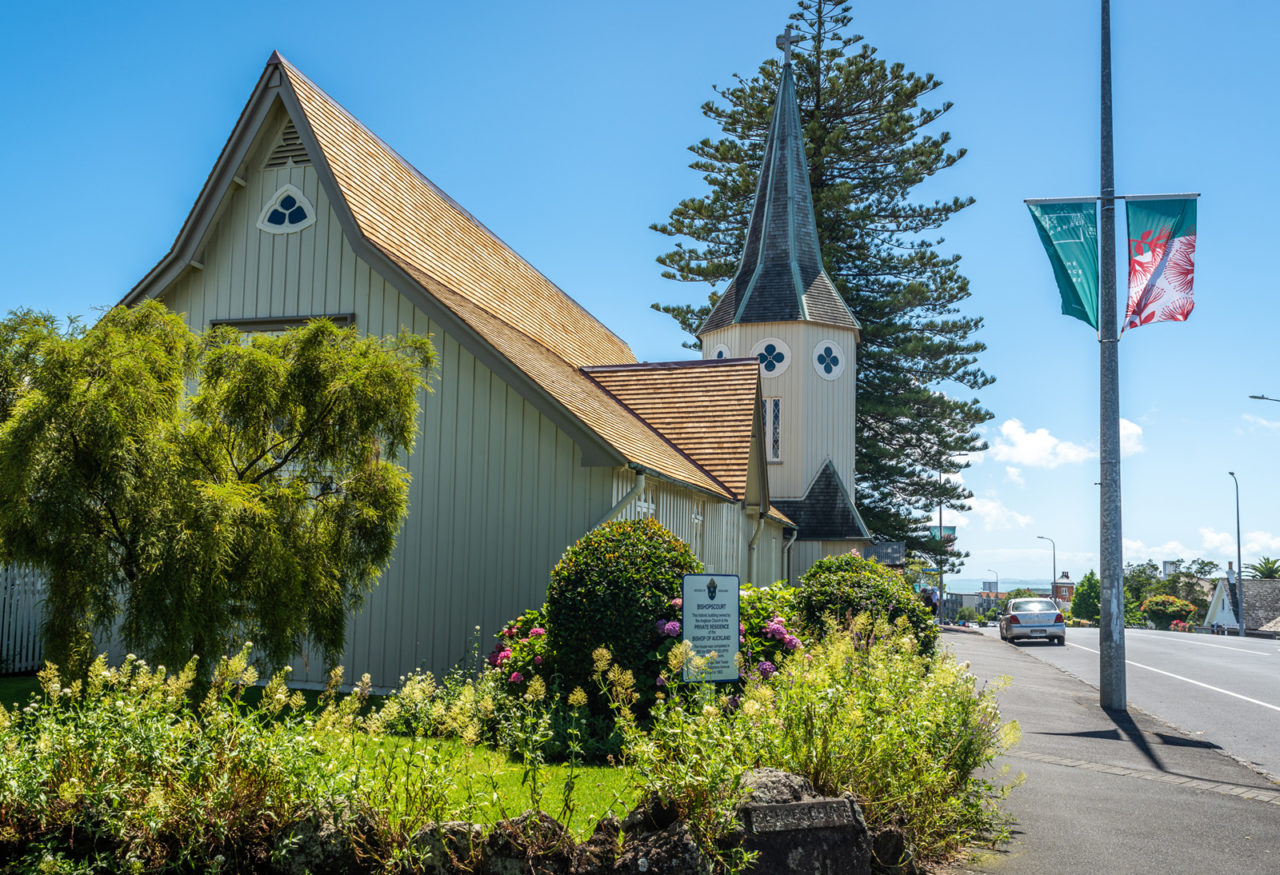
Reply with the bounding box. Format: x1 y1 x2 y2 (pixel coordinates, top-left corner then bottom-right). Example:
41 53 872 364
1011 599 1057 613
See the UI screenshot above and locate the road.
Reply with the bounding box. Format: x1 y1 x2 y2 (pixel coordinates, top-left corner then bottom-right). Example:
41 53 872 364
972 625 1280 781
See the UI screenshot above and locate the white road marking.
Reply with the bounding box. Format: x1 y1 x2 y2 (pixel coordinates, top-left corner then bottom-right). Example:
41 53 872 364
1068 642 1280 713
1123 632 1271 657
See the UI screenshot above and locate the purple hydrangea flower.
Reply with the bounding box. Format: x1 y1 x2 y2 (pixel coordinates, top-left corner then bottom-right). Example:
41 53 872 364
664 620 681 637
656 619 668 635
784 635 800 650
656 675 667 687
757 660 776 679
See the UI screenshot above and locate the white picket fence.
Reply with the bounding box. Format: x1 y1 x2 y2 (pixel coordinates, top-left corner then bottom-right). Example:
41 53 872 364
1 565 45 673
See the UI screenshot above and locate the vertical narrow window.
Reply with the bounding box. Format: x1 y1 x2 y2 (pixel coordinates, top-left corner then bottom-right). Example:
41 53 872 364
763 397 782 462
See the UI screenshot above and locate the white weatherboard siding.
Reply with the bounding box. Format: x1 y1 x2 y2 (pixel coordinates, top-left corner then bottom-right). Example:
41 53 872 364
701 321 858 501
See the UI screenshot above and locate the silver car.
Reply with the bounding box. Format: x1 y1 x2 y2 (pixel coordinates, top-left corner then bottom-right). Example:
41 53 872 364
1000 598 1066 645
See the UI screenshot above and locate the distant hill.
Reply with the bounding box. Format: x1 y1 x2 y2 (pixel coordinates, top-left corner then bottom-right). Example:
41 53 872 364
943 578 1053 594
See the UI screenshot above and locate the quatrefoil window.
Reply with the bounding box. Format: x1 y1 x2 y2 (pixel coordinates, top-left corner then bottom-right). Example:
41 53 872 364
817 347 839 373
758 344 785 371
812 339 846 380
710 343 731 360
257 185 316 234
750 338 790 377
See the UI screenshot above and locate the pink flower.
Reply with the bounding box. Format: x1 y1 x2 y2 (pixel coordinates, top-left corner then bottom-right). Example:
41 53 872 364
520 638 529 644
664 620 681 637
739 622 745 634
670 598 683 609
509 672 524 684
496 649 513 665
504 627 518 638
534 655 543 665
739 635 746 644
784 635 800 650
529 627 546 637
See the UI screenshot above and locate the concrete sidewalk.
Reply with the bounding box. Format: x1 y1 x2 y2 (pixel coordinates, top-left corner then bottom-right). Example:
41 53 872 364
942 629 1280 874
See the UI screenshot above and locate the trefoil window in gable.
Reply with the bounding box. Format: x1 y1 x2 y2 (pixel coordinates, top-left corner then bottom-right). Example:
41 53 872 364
257 185 316 234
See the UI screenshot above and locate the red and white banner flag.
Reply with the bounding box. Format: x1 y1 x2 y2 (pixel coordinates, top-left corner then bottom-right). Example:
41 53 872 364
1124 197 1197 332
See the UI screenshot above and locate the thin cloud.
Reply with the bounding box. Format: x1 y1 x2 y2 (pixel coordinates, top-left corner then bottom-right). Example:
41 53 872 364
964 496 1032 531
988 419 1093 468
1005 466 1025 487
1119 418 1145 457
1243 413 1280 430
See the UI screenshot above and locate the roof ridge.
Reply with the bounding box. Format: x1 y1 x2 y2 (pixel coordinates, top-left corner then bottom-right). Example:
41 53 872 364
583 357 758 373
274 55 633 364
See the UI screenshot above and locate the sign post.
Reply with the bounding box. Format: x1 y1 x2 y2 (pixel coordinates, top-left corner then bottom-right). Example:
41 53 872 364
681 574 740 682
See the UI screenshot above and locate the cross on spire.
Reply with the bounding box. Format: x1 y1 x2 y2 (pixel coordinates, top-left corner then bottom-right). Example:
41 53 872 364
776 24 802 65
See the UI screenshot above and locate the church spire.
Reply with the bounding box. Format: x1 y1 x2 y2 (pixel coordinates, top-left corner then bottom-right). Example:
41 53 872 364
699 28 857 337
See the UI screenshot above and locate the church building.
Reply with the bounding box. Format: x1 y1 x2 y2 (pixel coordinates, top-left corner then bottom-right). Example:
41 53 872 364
111 44 871 686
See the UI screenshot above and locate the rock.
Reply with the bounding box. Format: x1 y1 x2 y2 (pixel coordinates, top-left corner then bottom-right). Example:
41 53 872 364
485 810 575 875
739 767 819 805
270 804 371 875
621 798 680 835
572 815 621 874
409 821 484 873
614 821 712 875
869 821 917 874
734 773 872 875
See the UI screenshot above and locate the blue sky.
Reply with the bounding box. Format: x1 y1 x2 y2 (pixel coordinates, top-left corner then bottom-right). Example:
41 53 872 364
3 1 1277 584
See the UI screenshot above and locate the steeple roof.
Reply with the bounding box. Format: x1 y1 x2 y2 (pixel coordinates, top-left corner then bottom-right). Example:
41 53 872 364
700 61 858 336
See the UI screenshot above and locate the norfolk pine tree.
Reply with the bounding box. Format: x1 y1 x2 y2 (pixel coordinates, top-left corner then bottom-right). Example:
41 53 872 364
0 302 436 679
652 0 992 560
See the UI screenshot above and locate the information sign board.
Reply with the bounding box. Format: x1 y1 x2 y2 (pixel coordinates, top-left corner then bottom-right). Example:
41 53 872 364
681 574 740 682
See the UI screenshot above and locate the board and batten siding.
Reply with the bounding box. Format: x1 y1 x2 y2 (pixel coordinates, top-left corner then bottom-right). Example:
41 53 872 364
700 322 858 502
158 136 620 684
609 469 787 587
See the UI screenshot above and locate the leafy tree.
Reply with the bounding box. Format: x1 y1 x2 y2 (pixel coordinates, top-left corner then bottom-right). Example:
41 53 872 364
1246 556 1280 579
0 303 436 679
1071 571 1101 623
650 0 992 558
1122 560 1161 605
955 606 979 623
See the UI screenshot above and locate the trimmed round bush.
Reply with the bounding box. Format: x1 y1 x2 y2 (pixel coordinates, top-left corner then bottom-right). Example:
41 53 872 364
797 553 938 653
545 518 701 705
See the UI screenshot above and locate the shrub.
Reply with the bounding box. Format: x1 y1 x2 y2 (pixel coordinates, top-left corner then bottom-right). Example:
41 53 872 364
1140 594 1197 630
741 616 1016 862
544 518 701 711
739 582 804 679
796 553 938 653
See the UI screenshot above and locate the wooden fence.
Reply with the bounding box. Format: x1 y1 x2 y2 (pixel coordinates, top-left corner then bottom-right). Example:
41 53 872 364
1 566 44 674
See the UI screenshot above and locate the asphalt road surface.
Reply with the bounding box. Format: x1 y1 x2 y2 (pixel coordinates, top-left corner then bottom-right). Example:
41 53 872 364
974 625 1280 781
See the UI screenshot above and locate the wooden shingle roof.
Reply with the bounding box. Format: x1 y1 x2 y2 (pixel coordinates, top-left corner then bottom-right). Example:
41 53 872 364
585 359 760 500
276 59 742 500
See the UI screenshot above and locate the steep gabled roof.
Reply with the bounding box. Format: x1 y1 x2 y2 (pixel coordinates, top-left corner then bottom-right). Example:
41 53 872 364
699 62 858 337
584 359 762 501
121 53 744 503
1225 579 1280 631
771 460 869 541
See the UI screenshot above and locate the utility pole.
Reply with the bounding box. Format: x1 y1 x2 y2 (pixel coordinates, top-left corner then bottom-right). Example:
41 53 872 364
1098 0 1127 711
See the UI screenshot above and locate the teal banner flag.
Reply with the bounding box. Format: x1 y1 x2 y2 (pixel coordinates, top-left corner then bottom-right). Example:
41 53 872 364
1124 197 1197 332
1028 201 1100 329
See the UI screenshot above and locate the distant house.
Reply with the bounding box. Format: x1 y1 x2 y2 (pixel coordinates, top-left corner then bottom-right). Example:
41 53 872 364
105 51 872 685
1204 579 1280 632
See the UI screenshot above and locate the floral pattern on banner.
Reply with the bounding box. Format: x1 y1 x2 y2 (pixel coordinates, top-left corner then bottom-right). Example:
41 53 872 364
1123 198 1197 332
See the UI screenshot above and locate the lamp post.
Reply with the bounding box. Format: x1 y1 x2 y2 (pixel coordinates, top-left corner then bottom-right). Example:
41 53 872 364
1229 472 1245 638
1248 394 1280 403
1037 536 1056 592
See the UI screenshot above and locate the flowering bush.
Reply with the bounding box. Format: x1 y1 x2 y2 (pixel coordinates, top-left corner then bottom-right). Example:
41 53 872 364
544 518 701 713
796 552 938 652
1140 594 1197 630
1169 619 1190 633
739 583 804 679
